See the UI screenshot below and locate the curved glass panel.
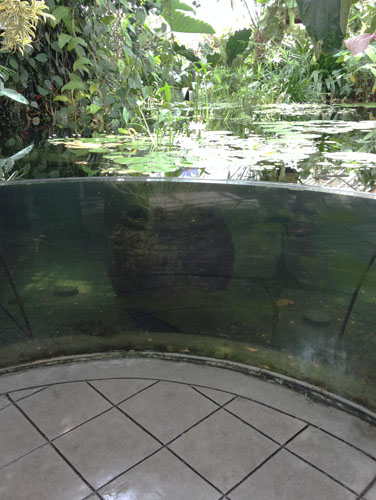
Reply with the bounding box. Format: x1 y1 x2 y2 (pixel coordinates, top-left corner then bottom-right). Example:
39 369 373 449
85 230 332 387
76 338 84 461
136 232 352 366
0 178 375 410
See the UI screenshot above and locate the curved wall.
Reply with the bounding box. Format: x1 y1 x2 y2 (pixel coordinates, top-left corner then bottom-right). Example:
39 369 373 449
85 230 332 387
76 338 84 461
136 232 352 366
0 178 375 410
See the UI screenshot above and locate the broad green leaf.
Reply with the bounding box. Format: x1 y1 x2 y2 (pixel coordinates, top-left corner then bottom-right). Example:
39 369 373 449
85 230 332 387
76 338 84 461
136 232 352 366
73 57 93 72
169 0 195 12
37 86 49 96
79 164 98 176
122 107 129 123
0 88 29 104
89 103 101 113
296 0 352 53
54 95 69 102
9 58 18 70
53 75 64 88
67 37 87 51
35 53 48 63
61 80 85 92
58 33 73 49
52 6 70 24
162 10 215 34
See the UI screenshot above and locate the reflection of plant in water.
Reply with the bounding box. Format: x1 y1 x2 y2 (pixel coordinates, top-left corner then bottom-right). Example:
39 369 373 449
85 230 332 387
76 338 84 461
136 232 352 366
0 143 34 180
0 251 33 339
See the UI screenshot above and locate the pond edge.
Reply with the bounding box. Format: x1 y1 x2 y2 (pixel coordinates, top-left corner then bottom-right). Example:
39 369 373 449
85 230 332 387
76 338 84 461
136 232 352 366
0 350 375 426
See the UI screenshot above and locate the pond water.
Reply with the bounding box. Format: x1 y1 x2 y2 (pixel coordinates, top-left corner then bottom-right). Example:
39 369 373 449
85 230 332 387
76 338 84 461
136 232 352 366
1 102 376 191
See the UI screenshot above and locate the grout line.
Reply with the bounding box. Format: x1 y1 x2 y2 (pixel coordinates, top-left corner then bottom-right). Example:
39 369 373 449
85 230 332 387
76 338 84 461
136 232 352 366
92 445 165 494
1 376 375 462
87 382 165 446
223 406 281 445
7 385 48 403
166 446 224 494
2 377 161 461
356 473 376 500
0 401 11 412
226 447 283 497
224 424 309 497
7 396 97 494
309 425 376 462
190 385 232 406
191 385 289 447
0 439 49 473
164 396 238 447
1 376 374 497
285 447 359 496
87 379 159 406
90 383 236 495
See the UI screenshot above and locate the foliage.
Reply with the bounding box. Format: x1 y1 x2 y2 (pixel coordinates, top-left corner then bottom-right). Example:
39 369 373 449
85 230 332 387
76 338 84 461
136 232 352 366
256 0 298 41
296 0 353 54
226 28 253 65
0 0 54 53
0 78 29 103
161 0 214 33
0 0 215 136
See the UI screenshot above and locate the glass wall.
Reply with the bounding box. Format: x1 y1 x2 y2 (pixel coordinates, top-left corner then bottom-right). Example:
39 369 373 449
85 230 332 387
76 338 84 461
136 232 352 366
0 178 375 410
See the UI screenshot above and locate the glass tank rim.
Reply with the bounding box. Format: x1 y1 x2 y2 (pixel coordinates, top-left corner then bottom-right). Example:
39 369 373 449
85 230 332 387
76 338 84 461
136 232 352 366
1 176 376 200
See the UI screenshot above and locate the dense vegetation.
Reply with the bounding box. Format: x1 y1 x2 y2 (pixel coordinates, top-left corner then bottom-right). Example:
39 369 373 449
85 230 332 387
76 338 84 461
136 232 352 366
0 0 375 139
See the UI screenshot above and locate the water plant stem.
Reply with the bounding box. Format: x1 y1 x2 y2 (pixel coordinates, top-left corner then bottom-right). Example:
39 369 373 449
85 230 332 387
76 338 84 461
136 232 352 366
337 249 376 345
0 251 33 339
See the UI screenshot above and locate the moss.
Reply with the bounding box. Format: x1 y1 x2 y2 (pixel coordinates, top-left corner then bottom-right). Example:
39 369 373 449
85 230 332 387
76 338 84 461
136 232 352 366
0 330 374 412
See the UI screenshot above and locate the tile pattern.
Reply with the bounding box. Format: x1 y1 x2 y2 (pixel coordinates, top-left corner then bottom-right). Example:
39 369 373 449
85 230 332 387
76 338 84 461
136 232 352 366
0 369 375 500
363 477 376 500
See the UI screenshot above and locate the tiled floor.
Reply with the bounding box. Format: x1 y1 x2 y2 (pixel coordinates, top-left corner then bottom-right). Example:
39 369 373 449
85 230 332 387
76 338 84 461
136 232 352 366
0 356 375 500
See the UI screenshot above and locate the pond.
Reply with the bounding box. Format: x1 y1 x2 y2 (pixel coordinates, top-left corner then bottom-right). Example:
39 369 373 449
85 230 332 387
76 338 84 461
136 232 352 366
1 102 376 192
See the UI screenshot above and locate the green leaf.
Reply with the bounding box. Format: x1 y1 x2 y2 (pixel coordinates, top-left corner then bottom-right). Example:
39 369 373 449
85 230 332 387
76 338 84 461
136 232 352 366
162 10 215 34
0 88 29 104
122 107 129 123
35 53 48 63
37 86 49 96
296 0 352 54
73 57 93 72
54 95 69 102
52 6 70 24
89 103 101 113
28 57 36 69
79 164 98 176
170 0 195 12
61 80 85 92
67 37 87 51
226 29 252 65
9 58 18 70
53 75 64 88
58 33 73 49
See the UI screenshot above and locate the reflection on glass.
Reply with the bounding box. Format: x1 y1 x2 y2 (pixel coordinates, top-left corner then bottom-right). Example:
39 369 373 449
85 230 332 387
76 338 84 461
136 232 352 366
0 179 375 412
